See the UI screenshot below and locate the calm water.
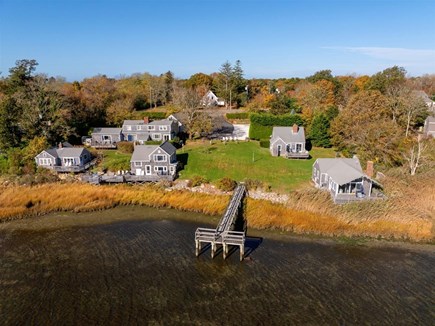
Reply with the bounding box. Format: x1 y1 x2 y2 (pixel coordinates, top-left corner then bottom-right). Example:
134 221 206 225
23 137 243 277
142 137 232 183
0 206 434 325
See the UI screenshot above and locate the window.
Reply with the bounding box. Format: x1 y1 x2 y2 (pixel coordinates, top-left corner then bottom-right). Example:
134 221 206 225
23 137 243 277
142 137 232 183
154 155 166 162
153 134 161 140
137 125 143 130
159 126 167 131
148 126 155 130
39 158 51 165
134 161 141 167
163 134 170 141
63 158 75 166
154 166 167 172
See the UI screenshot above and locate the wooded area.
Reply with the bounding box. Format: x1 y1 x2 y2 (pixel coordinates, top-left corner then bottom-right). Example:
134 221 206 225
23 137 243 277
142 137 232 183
0 59 434 177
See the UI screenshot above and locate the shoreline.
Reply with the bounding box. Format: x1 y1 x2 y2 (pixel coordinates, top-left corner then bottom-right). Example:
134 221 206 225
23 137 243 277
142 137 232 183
0 182 433 244
1 205 434 253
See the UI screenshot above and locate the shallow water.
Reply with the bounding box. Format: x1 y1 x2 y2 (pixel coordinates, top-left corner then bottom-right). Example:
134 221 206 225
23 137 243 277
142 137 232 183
0 206 434 325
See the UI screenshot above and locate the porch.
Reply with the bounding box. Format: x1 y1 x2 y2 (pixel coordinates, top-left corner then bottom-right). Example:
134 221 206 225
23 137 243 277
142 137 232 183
90 140 117 149
52 159 97 173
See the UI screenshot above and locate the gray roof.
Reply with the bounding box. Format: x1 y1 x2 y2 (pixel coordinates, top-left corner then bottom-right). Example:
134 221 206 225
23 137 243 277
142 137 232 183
271 126 305 144
316 158 365 185
123 120 145 126
426 116 435 132
159 141 176 155
131 142 176 161
149 119 173 126
39 147 89 159
131 145 156 161
137 133 151 141
92 127 122 134
56 147 89 158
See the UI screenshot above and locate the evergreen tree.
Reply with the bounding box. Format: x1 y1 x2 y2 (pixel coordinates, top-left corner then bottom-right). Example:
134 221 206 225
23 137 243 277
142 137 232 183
309 113 331 147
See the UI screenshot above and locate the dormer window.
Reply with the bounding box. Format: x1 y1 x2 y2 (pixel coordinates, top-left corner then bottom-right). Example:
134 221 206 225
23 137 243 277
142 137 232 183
148 126 155 130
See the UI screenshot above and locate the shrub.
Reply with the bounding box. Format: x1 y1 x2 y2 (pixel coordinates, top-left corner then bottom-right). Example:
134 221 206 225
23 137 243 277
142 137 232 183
249 113 305 140
117 141 134 154
187 175 208 187
215 177 237 192
244 179 264 191
226 112 249 120
142 112 167 119
259 140 270 148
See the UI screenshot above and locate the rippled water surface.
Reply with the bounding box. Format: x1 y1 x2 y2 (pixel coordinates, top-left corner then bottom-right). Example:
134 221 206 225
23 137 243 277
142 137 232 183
0 206 434 325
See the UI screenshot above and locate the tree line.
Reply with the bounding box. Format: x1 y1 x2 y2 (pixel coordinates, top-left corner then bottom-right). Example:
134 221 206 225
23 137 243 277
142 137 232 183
0 59 433 175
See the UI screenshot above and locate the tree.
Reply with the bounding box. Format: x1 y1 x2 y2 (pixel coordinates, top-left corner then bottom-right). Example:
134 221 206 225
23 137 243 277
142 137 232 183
306 69 334 83
172 86 212 139
162 71 174 105
404 135 427 175
309 113 331 147
330 90 403 166
0 96 22 151
269 94 299 115
7 59 38 91
214 60 245 108
185 73 213 89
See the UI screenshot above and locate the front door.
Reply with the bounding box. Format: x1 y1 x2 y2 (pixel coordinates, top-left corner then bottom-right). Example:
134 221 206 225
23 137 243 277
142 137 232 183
135 169 143 176
277 145 282 157
145 165 151 175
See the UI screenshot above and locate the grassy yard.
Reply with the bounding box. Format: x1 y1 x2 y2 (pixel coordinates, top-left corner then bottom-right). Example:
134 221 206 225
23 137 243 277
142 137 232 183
96 150 131 172
177 141 336 192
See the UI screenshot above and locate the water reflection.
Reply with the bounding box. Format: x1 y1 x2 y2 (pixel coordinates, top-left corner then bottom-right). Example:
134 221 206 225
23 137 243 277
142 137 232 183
0 207 433 325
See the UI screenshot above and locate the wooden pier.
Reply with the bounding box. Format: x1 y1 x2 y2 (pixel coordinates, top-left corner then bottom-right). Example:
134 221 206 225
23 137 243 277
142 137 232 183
195 183 247 261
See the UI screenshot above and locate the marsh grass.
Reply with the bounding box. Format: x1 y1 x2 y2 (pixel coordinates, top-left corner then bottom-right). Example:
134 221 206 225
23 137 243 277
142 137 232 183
0 176 433 241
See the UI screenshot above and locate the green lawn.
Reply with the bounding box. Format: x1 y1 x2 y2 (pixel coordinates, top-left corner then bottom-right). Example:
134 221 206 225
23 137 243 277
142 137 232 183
98 150 131 172
177 141 336 192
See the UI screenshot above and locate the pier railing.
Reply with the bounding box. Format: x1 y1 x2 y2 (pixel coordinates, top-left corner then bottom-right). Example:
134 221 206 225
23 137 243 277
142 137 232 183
195 183 247 261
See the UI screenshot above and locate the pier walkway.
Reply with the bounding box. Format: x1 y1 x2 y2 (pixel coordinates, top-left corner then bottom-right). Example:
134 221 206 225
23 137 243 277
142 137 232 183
195 183 247 261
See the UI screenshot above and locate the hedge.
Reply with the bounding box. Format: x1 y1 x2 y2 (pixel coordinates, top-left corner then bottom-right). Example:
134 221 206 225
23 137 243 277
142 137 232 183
141 112 167 119
226 112 250 120
249 113 305 140
259 140 270 148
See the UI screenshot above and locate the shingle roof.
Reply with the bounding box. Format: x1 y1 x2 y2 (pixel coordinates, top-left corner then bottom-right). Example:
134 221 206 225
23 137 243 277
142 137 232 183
56 147 88 158
131 145 157 161
149 119 173 126
271 126 305 144
159 141 176 155
123 120 145 126
92 127 122 134
316 158 364 185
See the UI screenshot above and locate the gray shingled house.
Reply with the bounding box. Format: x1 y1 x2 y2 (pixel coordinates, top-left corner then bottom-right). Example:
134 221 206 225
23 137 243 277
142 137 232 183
130 141 178 181
423 116 435 138
270 125 309 158
91 127 123 148
312 157 380 204
35 145 94 172
122 118 178 143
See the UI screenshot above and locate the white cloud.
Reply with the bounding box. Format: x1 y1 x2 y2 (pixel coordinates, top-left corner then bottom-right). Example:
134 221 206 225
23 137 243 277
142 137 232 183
323 46 435 67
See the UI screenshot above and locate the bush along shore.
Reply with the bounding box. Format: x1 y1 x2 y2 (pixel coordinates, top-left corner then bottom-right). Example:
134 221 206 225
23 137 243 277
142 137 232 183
0 182 433 243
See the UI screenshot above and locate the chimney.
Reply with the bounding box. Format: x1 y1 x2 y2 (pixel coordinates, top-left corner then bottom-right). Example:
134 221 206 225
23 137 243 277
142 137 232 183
143 116 149 124
366 161 374 178
58 142 63 149
292 124 298 134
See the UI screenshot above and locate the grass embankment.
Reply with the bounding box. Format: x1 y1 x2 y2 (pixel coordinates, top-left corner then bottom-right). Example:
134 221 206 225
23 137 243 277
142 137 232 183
0 181 433 242
178 141 335 192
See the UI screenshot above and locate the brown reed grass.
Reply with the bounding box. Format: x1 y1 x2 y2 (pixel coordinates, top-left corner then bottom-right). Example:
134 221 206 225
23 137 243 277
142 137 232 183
0 176 433 242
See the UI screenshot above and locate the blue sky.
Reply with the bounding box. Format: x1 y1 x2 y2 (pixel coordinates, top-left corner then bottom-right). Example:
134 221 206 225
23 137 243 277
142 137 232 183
1 0 434 80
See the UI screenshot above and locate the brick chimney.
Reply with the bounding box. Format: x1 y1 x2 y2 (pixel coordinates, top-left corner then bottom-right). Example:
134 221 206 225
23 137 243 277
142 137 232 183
292 124 298 134
366 161 374 178
143 116 149 124
58 142 63 149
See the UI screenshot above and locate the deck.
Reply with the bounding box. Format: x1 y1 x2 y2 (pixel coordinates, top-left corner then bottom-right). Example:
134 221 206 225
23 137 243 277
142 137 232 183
50 159 97 173
194 183 247 261
286 151 310 159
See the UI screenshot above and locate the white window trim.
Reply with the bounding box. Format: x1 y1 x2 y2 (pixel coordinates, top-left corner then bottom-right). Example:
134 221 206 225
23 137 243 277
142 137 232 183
154 154 167 162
